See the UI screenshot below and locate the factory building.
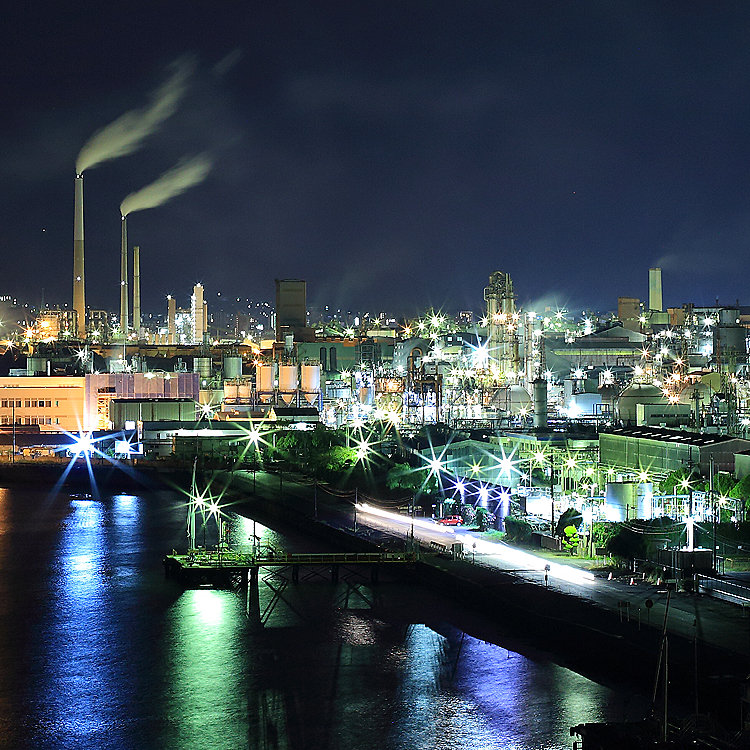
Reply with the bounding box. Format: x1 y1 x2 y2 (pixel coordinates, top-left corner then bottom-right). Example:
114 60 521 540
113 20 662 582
85 372 199 430
599 426 750 475
275 279 315 342
0 372 199 432
0 377 85 431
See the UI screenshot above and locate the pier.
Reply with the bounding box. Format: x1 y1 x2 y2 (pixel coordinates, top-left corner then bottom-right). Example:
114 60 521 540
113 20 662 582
163 548 416 586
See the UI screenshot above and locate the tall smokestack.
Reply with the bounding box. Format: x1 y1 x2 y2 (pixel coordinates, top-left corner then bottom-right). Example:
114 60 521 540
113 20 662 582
120 216 129 338
73 174 86 338
191 283 204 344
649 267 663 312
167 295 176 344
133 245 141 339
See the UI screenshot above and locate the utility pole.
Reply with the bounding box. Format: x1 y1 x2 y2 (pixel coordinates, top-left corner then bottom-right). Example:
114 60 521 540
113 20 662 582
550 457 555 537
710 454 716 570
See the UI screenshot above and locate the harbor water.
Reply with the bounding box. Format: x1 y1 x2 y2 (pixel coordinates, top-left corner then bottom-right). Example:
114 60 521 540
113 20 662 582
0 485 648 749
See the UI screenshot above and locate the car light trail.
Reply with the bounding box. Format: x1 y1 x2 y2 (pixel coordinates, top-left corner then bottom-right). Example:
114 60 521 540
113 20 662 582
357 503 455 535
455 534 595 586
357 503 595 586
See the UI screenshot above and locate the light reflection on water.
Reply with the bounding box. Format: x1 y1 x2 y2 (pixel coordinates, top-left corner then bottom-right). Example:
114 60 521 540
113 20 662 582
35 499 123 748
0 488 646 750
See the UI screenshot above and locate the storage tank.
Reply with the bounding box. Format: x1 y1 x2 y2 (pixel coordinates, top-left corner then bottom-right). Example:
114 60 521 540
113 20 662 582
494 384 532 415
605 481 653 522
223 356 242 379
26 357 47 376
615 382 666 424
565 392 602 417
532 379 547 428
256 363 275 402
193 357 212 379
301 364 321 404
223 382 239 401
237 382 251 400
278 364 298 404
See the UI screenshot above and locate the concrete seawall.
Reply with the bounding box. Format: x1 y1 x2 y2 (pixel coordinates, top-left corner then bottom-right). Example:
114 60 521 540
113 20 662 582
218 469 747 726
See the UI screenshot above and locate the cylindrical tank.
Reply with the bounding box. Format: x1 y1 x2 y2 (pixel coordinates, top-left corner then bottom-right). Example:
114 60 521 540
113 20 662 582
193 357 212 378
238 383 251 400
715 325 747 362
532 379 547 429
566 392 602 417
497 381 546 415
301 364 321 404
256 363 275 402
223 356 242 379
359 385 375 406
223 383 239 401
26 357 47 376
278 364 298 403
605 481 654 522
615 383 666 424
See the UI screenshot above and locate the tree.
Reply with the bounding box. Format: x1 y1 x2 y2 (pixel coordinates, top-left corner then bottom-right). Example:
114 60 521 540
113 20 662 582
475 506 490 531
561 525 580 554
729 475 750 514
385 463 436 494
660 467 700 495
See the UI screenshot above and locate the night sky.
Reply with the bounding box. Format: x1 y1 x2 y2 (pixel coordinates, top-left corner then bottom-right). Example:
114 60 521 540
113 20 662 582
4 2 750 318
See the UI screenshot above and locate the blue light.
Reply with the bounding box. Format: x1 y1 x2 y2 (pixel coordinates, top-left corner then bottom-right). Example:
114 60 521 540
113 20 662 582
68 433 94 456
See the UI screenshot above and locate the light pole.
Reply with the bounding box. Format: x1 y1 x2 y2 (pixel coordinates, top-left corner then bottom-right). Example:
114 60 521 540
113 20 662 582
550 457 556 537
709 455 717 570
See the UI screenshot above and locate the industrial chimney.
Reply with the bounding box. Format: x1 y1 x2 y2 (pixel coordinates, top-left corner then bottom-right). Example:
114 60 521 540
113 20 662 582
648 267 663 312
133 245 141 339
119 216 129 338
167 295 176 344
191 283 204 344
73 174 86 338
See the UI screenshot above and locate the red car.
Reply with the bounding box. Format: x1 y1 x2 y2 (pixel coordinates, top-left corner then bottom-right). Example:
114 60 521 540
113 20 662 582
437 516 463 526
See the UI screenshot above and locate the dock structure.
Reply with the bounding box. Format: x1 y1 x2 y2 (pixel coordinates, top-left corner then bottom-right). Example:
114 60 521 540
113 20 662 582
163 548 416 587
164 548 418 627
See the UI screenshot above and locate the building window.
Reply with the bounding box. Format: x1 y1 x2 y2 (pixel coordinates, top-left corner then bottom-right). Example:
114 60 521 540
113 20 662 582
1 400 6 408
45 400 51 408
24 400 31 408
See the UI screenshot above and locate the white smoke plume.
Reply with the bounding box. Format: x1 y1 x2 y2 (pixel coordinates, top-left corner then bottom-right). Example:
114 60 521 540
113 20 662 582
76 58 193 174
120 154 213 216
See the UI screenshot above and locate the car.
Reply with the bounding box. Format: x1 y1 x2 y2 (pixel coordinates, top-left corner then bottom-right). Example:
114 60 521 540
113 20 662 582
436 515 463 526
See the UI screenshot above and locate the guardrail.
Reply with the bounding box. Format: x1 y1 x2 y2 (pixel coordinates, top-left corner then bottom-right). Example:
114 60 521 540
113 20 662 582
696 575 750 606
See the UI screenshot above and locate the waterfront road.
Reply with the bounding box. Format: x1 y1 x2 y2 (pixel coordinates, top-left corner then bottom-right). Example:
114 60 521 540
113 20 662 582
228 470 750 661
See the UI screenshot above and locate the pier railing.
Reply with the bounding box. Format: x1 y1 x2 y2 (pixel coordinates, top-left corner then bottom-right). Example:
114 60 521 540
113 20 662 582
166 549 416 568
